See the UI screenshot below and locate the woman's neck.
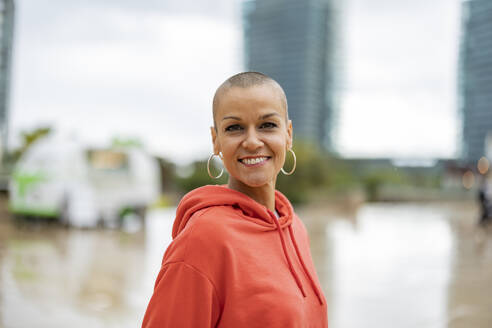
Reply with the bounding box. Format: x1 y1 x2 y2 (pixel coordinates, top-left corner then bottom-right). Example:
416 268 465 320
228 178 276 212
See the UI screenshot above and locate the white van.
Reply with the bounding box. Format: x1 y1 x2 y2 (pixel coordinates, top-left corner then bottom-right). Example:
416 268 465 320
8 137 161 228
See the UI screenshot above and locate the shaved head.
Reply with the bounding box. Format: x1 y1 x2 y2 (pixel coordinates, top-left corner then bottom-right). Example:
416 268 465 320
212 72 288 129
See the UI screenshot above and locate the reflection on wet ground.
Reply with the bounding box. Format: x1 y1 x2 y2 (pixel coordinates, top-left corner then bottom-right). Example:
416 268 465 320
1 199 491 327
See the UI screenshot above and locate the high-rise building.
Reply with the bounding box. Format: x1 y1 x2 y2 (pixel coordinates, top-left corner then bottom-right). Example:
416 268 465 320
242 0 341 151
459 0 492 164
0 0 14 165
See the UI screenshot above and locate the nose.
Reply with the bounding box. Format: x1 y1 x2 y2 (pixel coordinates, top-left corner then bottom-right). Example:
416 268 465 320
242 127 263 151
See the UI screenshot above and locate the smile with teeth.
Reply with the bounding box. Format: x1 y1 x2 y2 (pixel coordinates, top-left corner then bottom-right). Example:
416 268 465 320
239 157 270 165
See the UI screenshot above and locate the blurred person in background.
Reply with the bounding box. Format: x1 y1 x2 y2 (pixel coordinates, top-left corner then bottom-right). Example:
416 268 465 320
478 173 491 227
142 72 328 327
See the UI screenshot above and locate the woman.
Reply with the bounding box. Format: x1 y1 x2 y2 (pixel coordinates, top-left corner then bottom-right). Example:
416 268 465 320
142 72 328 327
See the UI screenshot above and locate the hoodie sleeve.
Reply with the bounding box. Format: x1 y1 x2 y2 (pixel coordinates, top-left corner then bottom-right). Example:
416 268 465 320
142 261 221 328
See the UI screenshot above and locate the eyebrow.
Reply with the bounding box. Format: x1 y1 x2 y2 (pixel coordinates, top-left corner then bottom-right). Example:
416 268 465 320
222 116 241 121
261 113 281 119
221 113 281 121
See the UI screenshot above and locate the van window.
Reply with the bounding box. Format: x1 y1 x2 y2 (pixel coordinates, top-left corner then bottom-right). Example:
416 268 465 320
86 150 129 172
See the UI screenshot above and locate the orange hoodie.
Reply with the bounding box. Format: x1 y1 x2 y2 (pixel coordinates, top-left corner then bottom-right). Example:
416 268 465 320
142 185 328 327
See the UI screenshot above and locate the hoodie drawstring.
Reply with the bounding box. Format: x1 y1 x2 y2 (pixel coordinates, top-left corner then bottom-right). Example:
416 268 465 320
272 216 307 297
271 212 324 305
288 225 324 305
270 210 324 305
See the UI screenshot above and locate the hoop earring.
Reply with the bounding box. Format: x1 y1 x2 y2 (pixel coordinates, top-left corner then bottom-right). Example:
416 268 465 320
281 149 296 175
207 153 224 179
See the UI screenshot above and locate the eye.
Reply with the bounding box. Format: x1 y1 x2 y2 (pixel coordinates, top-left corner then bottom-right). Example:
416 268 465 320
260 122 278 129
225 124 242 132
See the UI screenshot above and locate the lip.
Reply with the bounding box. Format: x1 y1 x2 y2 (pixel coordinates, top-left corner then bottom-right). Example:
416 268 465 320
238 156 271 167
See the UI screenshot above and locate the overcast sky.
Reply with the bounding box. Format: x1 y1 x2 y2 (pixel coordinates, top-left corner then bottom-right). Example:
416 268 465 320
9 0 461 163
338 0 460 159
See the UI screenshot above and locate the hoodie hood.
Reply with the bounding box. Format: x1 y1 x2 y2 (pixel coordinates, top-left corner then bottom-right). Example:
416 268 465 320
171 184 325 306
173 184 294 238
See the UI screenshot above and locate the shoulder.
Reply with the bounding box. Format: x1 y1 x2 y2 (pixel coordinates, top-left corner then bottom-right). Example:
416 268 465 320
164 206 238 265
187 206 238 236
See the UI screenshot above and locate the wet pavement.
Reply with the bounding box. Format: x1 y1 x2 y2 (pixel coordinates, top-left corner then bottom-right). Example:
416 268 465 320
0 198 491 327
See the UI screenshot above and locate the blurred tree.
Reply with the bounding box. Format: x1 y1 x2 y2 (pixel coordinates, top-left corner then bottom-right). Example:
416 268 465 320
175 159 227 193
11 126 52 163
276 140 358 204
111 136 143 148
360 169 410 202
156 156 177 191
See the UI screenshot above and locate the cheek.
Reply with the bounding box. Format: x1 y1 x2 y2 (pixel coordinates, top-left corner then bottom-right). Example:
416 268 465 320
271 134 288 151
269 136 288 162
219 140 239 170
276 149 287 169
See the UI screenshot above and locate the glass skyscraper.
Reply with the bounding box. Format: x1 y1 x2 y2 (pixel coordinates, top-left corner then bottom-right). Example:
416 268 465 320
0 0 14 164
459 0 492 164
242 0 341 151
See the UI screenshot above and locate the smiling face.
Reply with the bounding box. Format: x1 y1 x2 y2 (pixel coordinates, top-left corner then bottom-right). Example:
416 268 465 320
211 84 293 190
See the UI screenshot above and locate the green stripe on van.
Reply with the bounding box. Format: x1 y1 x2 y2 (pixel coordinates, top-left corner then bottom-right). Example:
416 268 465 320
12 171 49 197
8 203 58 217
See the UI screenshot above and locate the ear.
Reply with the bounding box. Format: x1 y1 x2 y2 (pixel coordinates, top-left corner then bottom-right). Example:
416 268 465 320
286 120 293 149
210 126 220 154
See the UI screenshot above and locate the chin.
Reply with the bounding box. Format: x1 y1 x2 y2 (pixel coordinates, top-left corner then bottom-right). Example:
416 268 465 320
239 175 275 188
243 181 267 188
